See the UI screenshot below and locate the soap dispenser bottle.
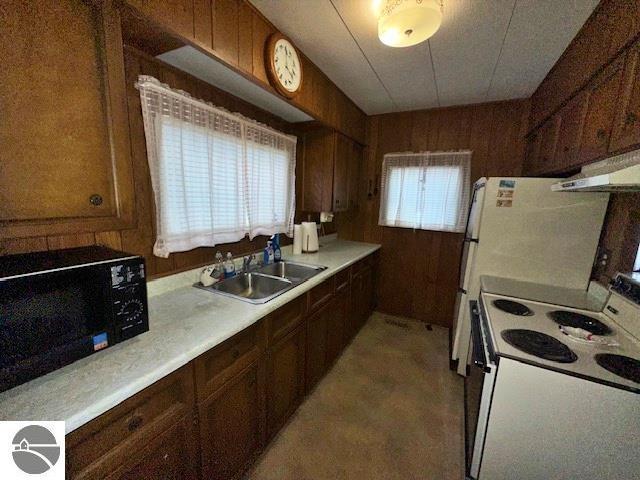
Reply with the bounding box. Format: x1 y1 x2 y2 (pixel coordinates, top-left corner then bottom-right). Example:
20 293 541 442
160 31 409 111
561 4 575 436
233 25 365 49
263 241 273 265
272 234 282 262
223 252 236 278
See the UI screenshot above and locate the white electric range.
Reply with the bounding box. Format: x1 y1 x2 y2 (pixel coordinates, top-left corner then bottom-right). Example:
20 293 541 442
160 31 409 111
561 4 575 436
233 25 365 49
464 272 640 480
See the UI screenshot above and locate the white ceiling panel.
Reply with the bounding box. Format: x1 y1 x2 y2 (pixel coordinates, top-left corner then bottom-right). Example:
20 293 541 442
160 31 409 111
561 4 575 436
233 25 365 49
251 0 394 113
157 46 313 122
486 0 600 102
331 0 439 112
237 0 597 116
428 0 515 107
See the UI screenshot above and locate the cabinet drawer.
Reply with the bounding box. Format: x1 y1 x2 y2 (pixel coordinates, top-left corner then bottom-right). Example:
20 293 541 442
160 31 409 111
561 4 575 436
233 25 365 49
66 365 195 480
267 296 305 344
308 277 335 313
351 255 373 276
194 322 265 402
335 268 350 292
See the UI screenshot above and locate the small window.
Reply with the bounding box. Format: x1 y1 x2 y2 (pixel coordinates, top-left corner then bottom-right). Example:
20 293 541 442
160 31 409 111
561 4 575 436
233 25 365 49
378 151 471 233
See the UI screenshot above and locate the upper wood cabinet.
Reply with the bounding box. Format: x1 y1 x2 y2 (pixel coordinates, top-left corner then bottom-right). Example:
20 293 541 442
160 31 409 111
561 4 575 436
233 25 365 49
298 128 363 213
554 91 589 170
579 55 626 164
610 38 640 153
0 0 135 239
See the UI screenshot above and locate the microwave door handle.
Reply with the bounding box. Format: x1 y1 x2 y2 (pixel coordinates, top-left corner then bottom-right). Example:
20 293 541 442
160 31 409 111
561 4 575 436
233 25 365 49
469 301 487 370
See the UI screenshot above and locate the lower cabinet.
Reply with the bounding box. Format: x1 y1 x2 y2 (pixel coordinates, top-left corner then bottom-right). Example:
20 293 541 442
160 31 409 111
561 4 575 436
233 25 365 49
326 286 349 365
115 416 199 480
305 302 330 392
66 365 198 480
266 325 306 438
198 361 265 480
66 253 378 480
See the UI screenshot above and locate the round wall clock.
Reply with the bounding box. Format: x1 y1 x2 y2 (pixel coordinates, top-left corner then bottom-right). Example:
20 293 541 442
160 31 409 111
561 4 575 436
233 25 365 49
265 33 303 98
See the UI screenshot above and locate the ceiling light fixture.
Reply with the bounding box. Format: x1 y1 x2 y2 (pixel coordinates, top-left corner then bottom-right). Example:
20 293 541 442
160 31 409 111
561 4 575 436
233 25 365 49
378 0 442 48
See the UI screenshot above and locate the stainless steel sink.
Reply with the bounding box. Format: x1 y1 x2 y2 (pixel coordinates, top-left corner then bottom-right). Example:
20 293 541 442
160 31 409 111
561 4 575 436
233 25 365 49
194 261 327 304
196 272 293 304
256 261 327 282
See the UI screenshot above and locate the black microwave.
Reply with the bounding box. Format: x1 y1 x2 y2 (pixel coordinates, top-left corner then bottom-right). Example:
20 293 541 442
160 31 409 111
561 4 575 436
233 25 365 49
0 246 149 393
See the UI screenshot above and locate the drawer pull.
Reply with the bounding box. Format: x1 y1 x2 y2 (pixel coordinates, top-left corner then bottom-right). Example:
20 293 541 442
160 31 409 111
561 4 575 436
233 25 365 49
163 453 169 461
232 348 240 359
127 415 143 432
596 128 607 141
626 112 637 125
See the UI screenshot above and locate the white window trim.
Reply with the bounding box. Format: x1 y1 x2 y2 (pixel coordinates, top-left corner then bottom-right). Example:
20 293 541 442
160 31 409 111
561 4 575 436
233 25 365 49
378 150 471 233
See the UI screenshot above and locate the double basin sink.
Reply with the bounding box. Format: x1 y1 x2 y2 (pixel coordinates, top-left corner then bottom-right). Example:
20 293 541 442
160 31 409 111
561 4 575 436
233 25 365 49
195 261 327 304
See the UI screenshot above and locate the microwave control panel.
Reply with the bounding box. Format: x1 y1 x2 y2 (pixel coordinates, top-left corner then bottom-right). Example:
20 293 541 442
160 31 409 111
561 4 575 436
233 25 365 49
110 260 149 342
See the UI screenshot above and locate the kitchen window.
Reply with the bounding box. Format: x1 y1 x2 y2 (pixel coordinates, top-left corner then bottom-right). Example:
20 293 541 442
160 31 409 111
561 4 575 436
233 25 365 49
378 151 471 233
137 76 296 258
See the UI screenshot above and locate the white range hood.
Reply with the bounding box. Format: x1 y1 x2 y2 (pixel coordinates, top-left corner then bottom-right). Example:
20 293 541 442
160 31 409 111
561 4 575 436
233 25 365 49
551 149 640 192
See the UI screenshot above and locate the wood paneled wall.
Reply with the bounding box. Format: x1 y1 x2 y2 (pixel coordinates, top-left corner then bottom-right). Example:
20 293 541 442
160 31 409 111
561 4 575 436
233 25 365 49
338 100 530 327
121 0 366 143
0 47 294 277
529 0 640 281
529 0 640 131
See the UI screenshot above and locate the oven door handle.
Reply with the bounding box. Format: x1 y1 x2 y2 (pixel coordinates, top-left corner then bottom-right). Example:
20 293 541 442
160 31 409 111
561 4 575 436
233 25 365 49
469 300 488 371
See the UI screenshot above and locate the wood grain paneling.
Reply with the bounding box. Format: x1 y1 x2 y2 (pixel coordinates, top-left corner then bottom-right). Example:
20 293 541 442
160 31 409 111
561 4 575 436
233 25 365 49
530 0 640 130
339 100 529 327
528 0 639 285
121 0 367 143
1 46 293 278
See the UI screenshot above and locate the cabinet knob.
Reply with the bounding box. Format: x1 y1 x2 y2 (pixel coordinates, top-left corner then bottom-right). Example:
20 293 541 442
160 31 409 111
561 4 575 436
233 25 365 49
89 194 103 206
626 112 637 125
127 414 143 431
596 129 607 141
232 348 240 359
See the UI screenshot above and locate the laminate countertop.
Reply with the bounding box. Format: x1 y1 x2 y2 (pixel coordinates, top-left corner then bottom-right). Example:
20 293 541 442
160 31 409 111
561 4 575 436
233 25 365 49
0 237 380 434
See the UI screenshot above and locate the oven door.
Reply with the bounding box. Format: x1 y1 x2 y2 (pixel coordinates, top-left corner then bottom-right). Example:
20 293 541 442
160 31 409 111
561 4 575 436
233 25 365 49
464 300 497 480
0 265 114 392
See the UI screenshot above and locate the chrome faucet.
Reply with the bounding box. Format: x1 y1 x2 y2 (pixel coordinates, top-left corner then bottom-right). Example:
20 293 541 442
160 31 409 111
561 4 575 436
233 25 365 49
242 253 256 273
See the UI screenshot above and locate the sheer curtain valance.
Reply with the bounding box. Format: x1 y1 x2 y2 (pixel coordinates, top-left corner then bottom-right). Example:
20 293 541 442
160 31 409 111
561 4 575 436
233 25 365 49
378 150 471 233
136 76 296 257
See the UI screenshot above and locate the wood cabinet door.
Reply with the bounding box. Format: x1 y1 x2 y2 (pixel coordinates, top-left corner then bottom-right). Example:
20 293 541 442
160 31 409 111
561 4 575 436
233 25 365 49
554 91 590 171
199 361 265 480
266 326 305 438
300 128 335 212
361 266 374 327
579 56 626 163
327 288 348 365
610 40 640 153
0 0 135 238
332 133 350 212
349 272 364 340
523 130 542 175
536 116 562 174
349 142 363 210
305 303 329 392
113 415 199 480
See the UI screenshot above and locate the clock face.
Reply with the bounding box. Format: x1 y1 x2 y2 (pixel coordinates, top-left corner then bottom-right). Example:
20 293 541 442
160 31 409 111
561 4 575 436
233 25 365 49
272 38 301 93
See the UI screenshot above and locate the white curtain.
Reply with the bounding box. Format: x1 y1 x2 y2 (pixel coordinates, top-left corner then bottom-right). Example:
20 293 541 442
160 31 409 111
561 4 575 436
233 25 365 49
378 151 471 233
137 76 296 258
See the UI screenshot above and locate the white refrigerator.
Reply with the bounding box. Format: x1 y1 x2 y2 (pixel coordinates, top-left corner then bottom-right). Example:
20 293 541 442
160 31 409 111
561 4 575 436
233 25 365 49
451 177 609 376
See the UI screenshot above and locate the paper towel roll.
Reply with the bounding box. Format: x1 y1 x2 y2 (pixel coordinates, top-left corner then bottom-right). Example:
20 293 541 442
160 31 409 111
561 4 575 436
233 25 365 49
301 222 319 252
293 224 303 255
